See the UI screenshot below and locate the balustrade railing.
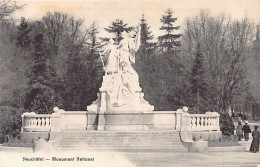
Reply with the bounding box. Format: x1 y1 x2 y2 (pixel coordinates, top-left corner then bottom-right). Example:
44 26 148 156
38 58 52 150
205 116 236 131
22 112 51 132
21 109 220 133
190 112 220 131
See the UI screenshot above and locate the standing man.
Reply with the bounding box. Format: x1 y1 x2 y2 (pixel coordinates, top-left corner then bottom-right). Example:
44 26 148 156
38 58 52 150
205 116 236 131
242 121 251 141
236 122 243 141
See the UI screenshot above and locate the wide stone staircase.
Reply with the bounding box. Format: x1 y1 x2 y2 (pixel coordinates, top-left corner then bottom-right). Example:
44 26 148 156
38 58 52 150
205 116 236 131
56 130 187 152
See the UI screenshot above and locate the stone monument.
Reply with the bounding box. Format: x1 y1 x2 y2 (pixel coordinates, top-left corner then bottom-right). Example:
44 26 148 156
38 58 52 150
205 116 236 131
87 26 154 130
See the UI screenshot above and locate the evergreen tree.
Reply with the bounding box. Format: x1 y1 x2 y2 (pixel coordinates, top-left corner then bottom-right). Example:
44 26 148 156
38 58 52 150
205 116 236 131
25 34 62 114
140 14 154 46
158 9 181 53
154 9 184 110
16 17 30 48
138 14 154 61
190 44 208 113
84 22 103 107
135 14 156 108
105 19 134 43
63 44 85 110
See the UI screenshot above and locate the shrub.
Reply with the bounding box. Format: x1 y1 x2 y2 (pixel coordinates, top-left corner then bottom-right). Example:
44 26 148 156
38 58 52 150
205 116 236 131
220 113 235 136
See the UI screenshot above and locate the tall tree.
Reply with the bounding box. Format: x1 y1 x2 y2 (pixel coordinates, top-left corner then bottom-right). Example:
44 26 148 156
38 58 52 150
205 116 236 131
190 43 208 113
158 9 181 53
134 14 157 108
182 11 255 113
62 19 90 110
152 9 184 110
16 17 30 48
25 34 62 114
84 22 103 107
140 14 154 46
138 14 154 61
105 19 134 42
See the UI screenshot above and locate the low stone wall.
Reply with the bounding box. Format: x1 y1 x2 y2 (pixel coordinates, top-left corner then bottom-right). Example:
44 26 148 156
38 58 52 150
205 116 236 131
21 132 49 143
0 145 33 153
60 111 87 130
192 131 222 141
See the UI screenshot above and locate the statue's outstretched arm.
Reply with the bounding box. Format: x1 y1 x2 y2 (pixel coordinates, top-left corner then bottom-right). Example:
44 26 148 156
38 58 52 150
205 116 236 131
100 46 110 56
134 25 141 52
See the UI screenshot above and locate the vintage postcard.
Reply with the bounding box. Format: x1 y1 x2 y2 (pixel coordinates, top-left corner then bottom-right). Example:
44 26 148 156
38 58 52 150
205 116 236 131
0 0 260 166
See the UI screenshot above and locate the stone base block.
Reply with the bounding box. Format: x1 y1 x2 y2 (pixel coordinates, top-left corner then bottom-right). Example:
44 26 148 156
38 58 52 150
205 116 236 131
49 132 61 141
96 112 154 131
33 139 57 152
85 111 180 131
191 140 208 153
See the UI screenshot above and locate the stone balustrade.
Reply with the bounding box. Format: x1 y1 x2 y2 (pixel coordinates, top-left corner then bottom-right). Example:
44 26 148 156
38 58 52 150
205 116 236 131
190 112 220 131
22 112 51 132
21 107 220 133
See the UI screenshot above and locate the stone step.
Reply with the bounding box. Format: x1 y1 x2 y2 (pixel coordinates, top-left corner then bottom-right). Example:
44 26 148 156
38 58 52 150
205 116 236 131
60 137 180 141
61 134 180 138
61 135 180 138
61 134 180 136
58 143 184 147
59 140 183 144
57 144 186 148
60 134 180 136
56 130 186 152
60 131 180 135
56 147 188 152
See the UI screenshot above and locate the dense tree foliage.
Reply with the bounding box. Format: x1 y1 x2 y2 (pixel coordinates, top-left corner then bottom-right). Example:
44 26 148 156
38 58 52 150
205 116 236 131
25 33 62 114
189 43 209 113
182 11 255 113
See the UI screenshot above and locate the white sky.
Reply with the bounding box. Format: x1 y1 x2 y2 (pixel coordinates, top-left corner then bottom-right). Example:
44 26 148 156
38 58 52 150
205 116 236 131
13 0 260 39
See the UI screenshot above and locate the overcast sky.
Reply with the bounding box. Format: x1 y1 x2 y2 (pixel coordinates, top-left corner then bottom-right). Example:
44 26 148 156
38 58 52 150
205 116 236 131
14 0 260 39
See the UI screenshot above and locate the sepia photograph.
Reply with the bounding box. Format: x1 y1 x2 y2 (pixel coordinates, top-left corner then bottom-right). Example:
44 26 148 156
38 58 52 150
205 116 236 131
0 0 260 166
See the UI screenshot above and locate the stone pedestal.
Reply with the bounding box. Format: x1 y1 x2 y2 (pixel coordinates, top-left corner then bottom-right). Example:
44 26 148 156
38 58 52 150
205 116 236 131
87 73 154 130
49 108 63 141
191 140 208 153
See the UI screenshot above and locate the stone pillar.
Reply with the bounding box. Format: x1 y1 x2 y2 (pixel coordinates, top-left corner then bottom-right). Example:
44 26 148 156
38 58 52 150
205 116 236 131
180 110 194 151
99 92 107 112
212 112 220 131
181 112 191 132
21 114 25 132
176 109 183 131
49 107 62 141
98 113 105 130
98 92 106 130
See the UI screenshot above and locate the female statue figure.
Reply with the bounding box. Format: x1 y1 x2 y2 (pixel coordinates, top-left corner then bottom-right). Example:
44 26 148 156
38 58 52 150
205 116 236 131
99 38 119 75
117 26 141 77
114 27 141 106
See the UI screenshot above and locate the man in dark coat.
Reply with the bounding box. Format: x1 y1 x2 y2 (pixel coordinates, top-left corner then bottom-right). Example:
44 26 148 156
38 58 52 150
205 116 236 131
250 126 260 153
242 122 251 141
237 122 243 141
242 112 247 121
